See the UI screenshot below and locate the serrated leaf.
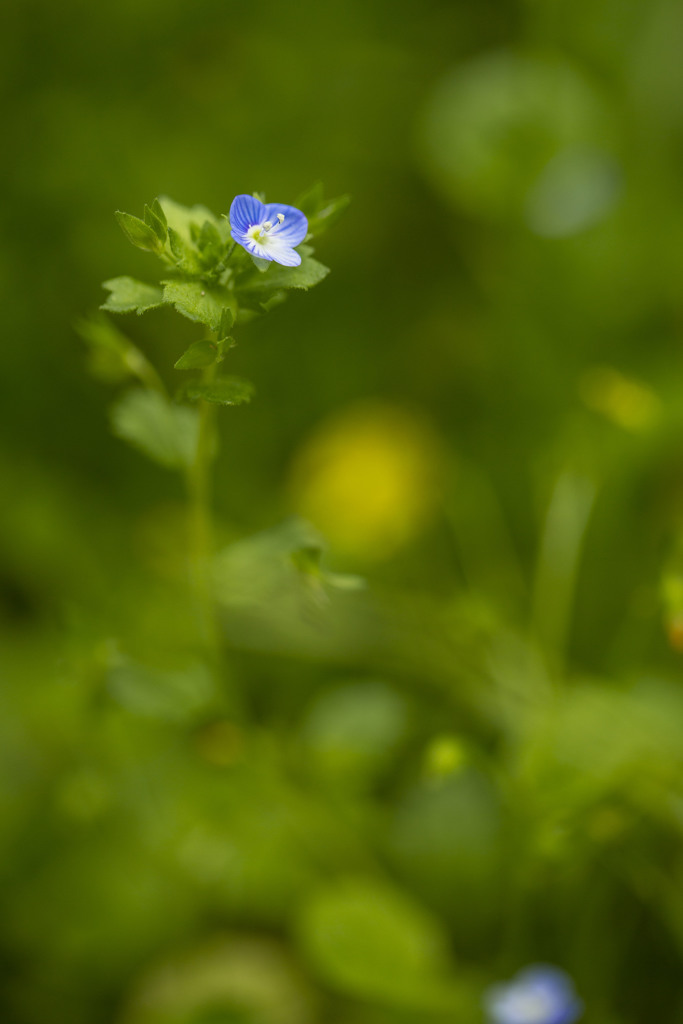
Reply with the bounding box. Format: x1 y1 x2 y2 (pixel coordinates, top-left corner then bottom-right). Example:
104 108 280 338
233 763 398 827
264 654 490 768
174 340 219 370
144 200 167 243
100 276 165 315
187 376 254 406
115 211 163 253
241 255 330 293
162 280 235 333
111 388 199 469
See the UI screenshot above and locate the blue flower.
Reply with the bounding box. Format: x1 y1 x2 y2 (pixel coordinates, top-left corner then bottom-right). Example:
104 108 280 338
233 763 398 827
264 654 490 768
229 194 308 267
484 966 583 1024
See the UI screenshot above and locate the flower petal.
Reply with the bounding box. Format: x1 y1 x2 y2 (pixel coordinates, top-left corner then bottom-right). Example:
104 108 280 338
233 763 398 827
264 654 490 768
263 203 308 246
263 239 302 267
229 194 266 234
238 236 275 261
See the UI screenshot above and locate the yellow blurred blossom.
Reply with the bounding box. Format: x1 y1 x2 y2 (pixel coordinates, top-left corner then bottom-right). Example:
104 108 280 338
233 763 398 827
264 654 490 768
289 402 443 560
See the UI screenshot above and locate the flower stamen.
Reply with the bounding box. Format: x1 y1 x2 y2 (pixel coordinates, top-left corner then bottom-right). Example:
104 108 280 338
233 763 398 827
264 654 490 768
247 212 287 246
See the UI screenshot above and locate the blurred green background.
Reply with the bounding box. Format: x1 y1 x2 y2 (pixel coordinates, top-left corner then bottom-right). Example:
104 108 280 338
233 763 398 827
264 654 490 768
3 0 683 1022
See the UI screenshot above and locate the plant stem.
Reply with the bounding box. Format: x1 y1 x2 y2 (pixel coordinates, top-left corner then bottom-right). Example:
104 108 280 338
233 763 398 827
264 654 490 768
187 356 220 664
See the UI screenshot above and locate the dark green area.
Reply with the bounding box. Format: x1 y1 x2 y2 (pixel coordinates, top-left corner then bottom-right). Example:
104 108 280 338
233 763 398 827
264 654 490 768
3 1 683 1022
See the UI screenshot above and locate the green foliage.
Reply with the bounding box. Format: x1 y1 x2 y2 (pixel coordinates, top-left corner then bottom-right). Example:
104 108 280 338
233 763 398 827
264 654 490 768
238 255 330 296
296 183 351 237
168 226 204 275
219 306 235 336
75 315 165 389
116 210 165 254
16 4 683 1020
163 280 235 333
144 198 168 244
101 277 166 315
110 388 199 469
108 657 216 723
297 878 458 1009
300 681 408 786
174 340 222 370
186 376 254 406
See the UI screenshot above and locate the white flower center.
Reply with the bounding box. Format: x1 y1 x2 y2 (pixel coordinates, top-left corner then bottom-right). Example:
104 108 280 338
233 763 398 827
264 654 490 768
247 213 285 245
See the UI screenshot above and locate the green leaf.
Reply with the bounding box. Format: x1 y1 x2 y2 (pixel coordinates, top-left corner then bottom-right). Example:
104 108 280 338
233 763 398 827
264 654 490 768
240 255 330 294
219 306 234 337
198 219 222 251
108 657 215 723
167 226 202 274
260 291 286 313
76 315 165 390
295 184 350 236
159 196 229 245
308 193 351 236
100 276 165 315
162 279 235 332
297 877 458 1009
144 199 167 243
295 182 325 216
75 315 136 382
187 376 254 406
149 196 167 229
115 211 163 253
250 254 271 273
110 388 199 469
174 339 219 370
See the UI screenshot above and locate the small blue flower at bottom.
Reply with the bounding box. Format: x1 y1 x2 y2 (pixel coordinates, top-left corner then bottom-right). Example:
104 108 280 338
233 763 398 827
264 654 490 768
229 194 308 267
484 965 583 1024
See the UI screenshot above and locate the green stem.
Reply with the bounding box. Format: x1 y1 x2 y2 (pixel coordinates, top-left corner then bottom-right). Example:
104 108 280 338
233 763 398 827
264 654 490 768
187 356 220 661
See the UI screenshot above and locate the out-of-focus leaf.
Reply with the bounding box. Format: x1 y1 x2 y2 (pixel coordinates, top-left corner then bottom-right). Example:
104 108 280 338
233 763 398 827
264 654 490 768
295 184 350 237
75 315 141 382
219 306 235 337
300 681 408 785
296 877 459 1009
388 770 502 940
110 388 199 469
122 935 318 1024
107 658 215 724
187 376 254 406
